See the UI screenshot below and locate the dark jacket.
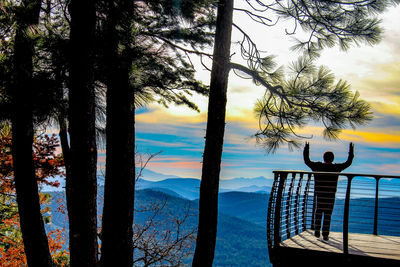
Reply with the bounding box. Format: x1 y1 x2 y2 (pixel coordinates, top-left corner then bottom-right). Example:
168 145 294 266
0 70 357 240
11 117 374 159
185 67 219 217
303 146 354 192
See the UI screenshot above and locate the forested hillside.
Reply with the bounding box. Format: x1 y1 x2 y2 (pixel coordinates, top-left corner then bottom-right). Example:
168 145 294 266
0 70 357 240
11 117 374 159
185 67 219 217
46 188 271 266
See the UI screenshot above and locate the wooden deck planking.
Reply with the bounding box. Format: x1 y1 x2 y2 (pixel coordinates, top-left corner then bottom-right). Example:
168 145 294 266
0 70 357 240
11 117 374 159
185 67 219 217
281 230 400 261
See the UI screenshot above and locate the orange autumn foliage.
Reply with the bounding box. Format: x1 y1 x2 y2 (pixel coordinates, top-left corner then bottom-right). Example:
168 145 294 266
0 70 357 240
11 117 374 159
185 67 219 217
0 127 68 266
0 215 69 267
0 216 25 267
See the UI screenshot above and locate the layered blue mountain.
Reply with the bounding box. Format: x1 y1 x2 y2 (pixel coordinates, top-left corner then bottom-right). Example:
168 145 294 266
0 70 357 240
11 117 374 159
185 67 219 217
217 191 269 226
135 176 272 200
328 197 400 235
136 178 201 200
45 182 400 266
45 187 272 266
42 176 273 198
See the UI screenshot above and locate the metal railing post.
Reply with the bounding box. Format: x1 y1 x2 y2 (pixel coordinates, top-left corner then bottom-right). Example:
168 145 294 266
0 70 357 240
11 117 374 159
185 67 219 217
311 189 316 231
266 170 400 265
267 172 279 250
294 173 304 235
286 173 296 238
302 173 312 231
343 175 353 255
273 172 287 248
373 177 380 235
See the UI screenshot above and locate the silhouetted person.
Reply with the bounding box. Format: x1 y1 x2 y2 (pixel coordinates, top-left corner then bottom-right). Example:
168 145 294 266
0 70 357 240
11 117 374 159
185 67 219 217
303 142 354 241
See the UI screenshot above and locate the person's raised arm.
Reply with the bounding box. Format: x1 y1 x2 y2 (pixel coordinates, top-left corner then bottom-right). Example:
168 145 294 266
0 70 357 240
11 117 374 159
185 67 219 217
340 142 354 170
303 142 313 168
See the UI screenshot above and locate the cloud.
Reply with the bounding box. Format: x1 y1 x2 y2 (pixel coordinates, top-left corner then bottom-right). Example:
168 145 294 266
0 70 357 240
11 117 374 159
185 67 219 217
357 163 400 176
98 155 106 163
353 61 400 114
148 160 202 170
308 7 400 121
146 158 203 178
380 5 400 52
375 152 400 159
229 85 252 94
136 112 206 140
152 156 199 162
371 100 400 117
340 129 400 147
285 123 400 148
136 137 192 148
136 104 207 125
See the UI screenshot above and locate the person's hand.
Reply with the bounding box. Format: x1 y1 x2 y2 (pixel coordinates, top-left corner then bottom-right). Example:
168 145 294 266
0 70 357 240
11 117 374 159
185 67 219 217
304 142 310 151
349 142 354 155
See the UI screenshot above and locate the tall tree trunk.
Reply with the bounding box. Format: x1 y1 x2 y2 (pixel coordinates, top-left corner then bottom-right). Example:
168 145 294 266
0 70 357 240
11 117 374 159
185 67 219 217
58 116 71 181
100 2 136 266
67 0 98 266
11 0 54 266
192 0 233 266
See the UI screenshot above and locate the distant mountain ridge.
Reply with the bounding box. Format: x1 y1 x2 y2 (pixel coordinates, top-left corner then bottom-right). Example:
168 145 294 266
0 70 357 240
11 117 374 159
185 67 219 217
136 178 200 200
136 176 273 200
42 173 274 198
139 168 181 181
220 176 273 189
222 185 270 193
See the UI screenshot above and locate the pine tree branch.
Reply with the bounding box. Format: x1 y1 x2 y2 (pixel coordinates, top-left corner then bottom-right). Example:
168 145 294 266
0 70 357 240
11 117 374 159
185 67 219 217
230 62 290 105
144 34 213 58
233 8 278 26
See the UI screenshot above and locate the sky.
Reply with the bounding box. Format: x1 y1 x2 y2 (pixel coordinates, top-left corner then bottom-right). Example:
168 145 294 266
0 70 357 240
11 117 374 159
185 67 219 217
131 3 400 181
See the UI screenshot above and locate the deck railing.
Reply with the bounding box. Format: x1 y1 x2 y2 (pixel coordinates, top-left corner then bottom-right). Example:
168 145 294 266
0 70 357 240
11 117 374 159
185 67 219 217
267 170 400 260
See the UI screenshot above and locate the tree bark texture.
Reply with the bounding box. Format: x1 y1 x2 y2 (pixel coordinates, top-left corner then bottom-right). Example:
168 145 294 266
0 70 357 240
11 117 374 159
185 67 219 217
192 0 233 266
11 0 54 266
100 2 136 266
67 0 98 266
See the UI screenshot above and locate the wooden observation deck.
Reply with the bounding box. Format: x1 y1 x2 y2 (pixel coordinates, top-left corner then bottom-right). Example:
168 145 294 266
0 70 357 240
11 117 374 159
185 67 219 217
267 171 400 267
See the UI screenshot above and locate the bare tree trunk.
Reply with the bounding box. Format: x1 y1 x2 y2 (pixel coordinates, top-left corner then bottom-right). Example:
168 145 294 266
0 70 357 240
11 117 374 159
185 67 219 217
100 2 136 266
58 116 71 182
192 0 233 266
11 1 54 266
67 0 98 266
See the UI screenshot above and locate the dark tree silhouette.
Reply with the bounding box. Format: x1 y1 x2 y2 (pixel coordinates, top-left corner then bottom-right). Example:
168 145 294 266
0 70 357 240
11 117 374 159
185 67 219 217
99 1 136 266
2 1 214 266
9 0 53 266
192 0 233 266
99 1 214 265
67 0 99 265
